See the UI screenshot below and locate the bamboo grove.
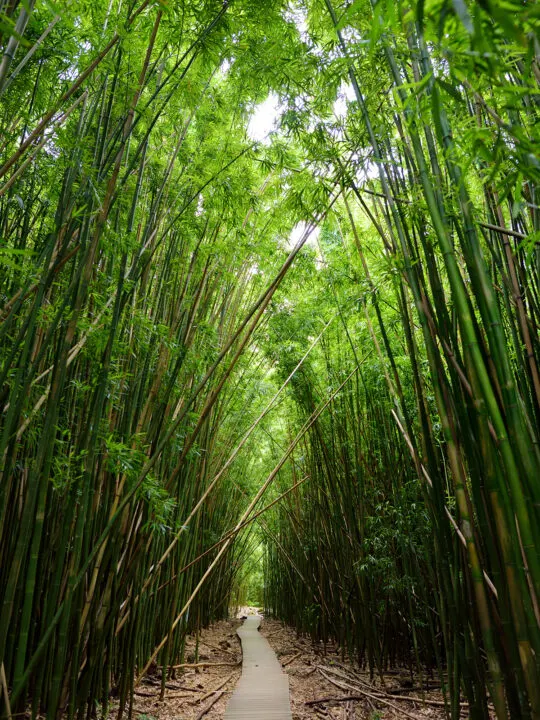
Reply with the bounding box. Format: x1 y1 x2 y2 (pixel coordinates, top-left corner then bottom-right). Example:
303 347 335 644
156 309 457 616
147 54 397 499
0 0 539 719
261 1 540 718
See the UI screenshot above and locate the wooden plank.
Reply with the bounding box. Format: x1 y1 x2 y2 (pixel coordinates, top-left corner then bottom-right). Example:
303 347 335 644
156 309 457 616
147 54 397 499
224 615 292 719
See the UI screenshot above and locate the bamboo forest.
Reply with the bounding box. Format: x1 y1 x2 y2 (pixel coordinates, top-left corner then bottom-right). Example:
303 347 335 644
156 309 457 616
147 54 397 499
0 0 539 718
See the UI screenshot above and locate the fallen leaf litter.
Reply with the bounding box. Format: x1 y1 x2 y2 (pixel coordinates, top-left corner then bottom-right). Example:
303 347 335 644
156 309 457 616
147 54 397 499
110 609 484 720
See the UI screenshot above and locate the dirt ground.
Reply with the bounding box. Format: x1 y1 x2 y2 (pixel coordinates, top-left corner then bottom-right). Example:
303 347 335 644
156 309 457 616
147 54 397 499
118 616 244 720
259 617 459 720
121 610 466 720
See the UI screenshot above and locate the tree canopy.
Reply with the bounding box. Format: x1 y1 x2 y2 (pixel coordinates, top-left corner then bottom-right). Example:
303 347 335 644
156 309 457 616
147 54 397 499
0 0 539 718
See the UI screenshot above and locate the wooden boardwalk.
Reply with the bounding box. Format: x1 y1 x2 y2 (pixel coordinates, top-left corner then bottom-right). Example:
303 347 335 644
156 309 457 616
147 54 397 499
224 615 292 719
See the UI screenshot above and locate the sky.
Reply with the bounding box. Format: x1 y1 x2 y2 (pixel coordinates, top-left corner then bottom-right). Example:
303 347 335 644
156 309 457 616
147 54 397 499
246 81 356 143
246 97 322 252
247 93 282 143
244 43 356 250
245 2 355 143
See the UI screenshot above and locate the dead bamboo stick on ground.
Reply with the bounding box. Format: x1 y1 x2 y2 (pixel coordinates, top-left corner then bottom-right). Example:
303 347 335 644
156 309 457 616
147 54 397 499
306 694 368 706
200 640 237 657
195 689 226 720
317 668 419 720
307 692 465 710
281 651 302 667
318 664 464 707
192 672 235 704
171 660 240 669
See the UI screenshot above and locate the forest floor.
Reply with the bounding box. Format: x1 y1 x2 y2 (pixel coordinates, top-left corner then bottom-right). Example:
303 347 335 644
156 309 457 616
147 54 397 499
119 616 244 720
120 610 467 720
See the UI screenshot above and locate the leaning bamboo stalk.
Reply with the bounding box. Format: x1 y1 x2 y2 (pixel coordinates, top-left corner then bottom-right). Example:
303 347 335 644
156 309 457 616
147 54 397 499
3 299 113 442
0 0 36 91
157 317 333 558
7 208 332 704
135 366 358 684
0 662 11 720
0 0 154 182
390 409 498 598
0 91 89 197
153 477 309 597
0 14 61 96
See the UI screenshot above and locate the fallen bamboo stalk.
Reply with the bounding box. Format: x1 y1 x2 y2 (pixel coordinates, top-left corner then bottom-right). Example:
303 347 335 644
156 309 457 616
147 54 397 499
195 689 226 720
319 663 439 696
307 693 463 710
170 661 240 670
306 694 365 706
281 652 302 667
192 672 234 704
316 668 420 720
387 684 441 694
199 640 237 657
318 667 467 709
142 679 198 690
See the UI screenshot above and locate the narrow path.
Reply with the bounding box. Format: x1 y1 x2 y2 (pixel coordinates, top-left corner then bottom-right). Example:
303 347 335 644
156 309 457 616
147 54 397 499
224 615 292 719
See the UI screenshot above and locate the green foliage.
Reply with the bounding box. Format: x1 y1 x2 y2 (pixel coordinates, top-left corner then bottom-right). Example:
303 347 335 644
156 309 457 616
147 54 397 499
1 0 539 718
